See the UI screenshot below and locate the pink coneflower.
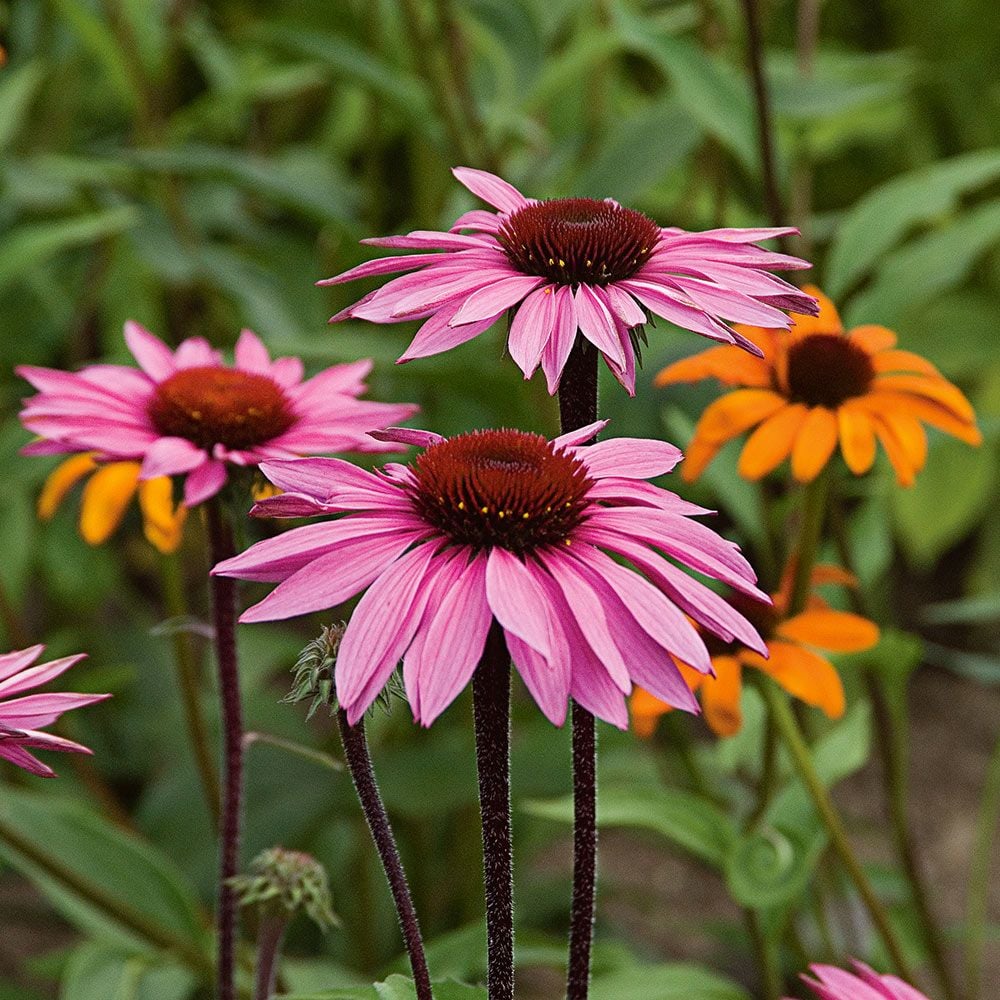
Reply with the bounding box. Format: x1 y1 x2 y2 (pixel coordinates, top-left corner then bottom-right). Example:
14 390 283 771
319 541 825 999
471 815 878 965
794 961 928 1000
17 325 418 506
213 422 767 728
0 646 109 778
320 167 818 395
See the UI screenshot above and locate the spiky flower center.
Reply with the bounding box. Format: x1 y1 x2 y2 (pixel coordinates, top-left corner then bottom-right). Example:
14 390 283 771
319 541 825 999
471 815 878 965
149 367 295 450
496 198 661 286
786 334 875 409
408 429 595 554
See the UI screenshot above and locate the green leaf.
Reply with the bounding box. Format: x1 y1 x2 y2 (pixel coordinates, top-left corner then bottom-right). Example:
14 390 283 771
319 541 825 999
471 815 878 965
60 942 196 1000
590 962 751 1000
724 824 826 909
0 207 138 293
524 785 735 867
0 790 208 966
827 148 1000 298
0 61 46 151
893 433 996 568
283 977 486 1000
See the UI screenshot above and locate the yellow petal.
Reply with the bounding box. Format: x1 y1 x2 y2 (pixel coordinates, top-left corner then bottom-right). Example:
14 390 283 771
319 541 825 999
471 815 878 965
38 453 97 521
138 477 187 555
79 462 141 545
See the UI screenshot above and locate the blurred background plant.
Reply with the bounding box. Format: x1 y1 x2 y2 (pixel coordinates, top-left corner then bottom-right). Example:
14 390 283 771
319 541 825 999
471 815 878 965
0 0 998 998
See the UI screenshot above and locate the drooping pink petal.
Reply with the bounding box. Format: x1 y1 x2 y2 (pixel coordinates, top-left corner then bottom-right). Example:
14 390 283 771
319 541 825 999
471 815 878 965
140 436 206 479
0 744 56 778
399 304 498 363
541 286 578 394
450 275 545 326
362 230 495 251
574 284 625 367
485 549 552 657
504 630 569 727
183 459 228 505
0 654 87 699
507 286 557 378
0 647 45 682
318 251 467 286
0 692 111 730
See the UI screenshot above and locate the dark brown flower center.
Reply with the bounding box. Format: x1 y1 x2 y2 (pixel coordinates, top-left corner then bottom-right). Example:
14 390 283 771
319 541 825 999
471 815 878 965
408 429 594 554
496 198 661 286
148 367 295 450
786 334 875 408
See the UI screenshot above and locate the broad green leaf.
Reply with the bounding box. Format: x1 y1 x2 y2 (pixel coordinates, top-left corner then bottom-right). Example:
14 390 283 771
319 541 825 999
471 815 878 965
921 592 1000 626
60 942 195 1000
0 207 138 293
524 785 735 867
590 962 751 1000
0 790 209 967
897 291 1000 378
284 977 486 1000
922 641 1000 686
0 61 46 151
828 148 1000 298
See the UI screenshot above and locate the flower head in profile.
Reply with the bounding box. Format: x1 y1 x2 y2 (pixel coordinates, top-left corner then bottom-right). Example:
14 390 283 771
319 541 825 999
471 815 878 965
18 325 418 507
631 566 878 738
657 286 981 485
37 453 186 554
0 646 110 778
321 167 818 395
792 960 929 1000
214 422 768 729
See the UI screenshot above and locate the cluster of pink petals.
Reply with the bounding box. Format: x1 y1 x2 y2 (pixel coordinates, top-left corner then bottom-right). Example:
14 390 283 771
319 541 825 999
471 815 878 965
213 422 768 729
794 962 929 1000
321 167 817 395
0 646 109 778
18 324 418 507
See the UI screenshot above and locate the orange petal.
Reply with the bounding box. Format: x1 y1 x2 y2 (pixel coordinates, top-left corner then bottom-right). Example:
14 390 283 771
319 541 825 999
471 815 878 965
874 373 977 423
837 404 877 475
37 453 97 521
790 406 838 482
849 324 897 353
700 656 743 737
810 564 857 588
870 418 917 487
79 462 141 545
872 350 942 378
695 389 787 443
879 410 929 473
778 609 879 652
138 477 187 555
755 641 845 718
738 403 809 479
654 345 771 388
787 285 843 339
629 687 670 739
861 392 982 446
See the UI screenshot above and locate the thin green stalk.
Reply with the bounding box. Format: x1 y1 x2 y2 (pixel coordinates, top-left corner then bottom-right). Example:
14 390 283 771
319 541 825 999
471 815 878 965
964 725 1000 1000
0 814 213 978
788 469 830 616
746 908 782 1000
159 551 220 829
242 731 343 774
748 708 779 828
760 680 915 981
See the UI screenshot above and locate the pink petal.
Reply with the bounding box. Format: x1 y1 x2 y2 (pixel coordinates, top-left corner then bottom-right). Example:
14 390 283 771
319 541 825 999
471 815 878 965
174 337 222 368
234 329 272 371
369 427 445 449
451 167 528 214
318 252 464 286
504 630 569 727
552 420 608 450
362 231 494 251
0 744 55 778
399 304 497 363
450 275 545 326
291 361 374 407
140 437 206 479
605 284 647 327
449 209 503 233
268 356 305 388
123 321 176 381
184 459 228 505
541 286 578 394
0 692 110 730
574 438 682 480
485 549 552 657
574 284 625 367
507 286 557 378
259 458 393 503
0 654 87 699
0 647 45 682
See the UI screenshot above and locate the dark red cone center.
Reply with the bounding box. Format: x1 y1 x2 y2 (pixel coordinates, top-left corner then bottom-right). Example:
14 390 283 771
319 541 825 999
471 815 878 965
786 334 875 408
149 366 295 450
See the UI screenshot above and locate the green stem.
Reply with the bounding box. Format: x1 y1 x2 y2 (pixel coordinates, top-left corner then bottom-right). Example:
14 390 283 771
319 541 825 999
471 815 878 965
159 551 220 829
760 680 915 980
746 908 782 1000
0 814 213 978
748 708 779 828
964 725 1000 1000
788 469 830 616
242 731 343 774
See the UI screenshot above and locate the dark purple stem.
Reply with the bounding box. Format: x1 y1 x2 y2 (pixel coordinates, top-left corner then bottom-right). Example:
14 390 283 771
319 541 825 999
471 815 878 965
336 710 433 1000
253 914 288 1000
206 499 243 1000
473 625 514 1000
557 339 599 1000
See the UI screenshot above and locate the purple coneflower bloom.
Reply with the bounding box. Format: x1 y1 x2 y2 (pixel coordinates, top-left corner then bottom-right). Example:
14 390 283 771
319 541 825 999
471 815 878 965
213 421 767 728
794 961 929 1000
18 325 418 507
0 646 109 778
321 167 818 395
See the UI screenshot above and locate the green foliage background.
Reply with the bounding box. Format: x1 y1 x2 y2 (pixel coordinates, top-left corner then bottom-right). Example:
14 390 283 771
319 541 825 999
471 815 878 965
0 0 998 997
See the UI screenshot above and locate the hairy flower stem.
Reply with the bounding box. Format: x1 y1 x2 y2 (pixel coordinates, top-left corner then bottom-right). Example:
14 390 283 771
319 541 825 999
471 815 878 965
965 725 1000 1000
739 0 787 243
159 550 220 830
205 499 244 1000
557 339 600 1000
761 680 915 981
253 913 288 1000
336 710 433 1000
473 626 514 1000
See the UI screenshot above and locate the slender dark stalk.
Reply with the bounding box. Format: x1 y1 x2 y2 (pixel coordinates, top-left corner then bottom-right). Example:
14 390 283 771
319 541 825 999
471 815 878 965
746 907 782 1000
253 914 288 1000
336 710 433 1000
557 339 600 1000
473 625 514 1000
205 499 244 1000
739 0 787 245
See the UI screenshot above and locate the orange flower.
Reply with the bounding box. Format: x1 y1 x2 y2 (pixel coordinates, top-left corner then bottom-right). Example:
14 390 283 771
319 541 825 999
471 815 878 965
630 566 879 738
38 454 187 554
655 286 981 486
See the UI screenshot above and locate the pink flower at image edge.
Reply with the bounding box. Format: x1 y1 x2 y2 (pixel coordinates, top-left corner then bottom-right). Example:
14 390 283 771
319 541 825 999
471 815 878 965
795 961 930 1000
321 166 818 394
17 325 418 507
0 646 109 778
214 421 769 730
